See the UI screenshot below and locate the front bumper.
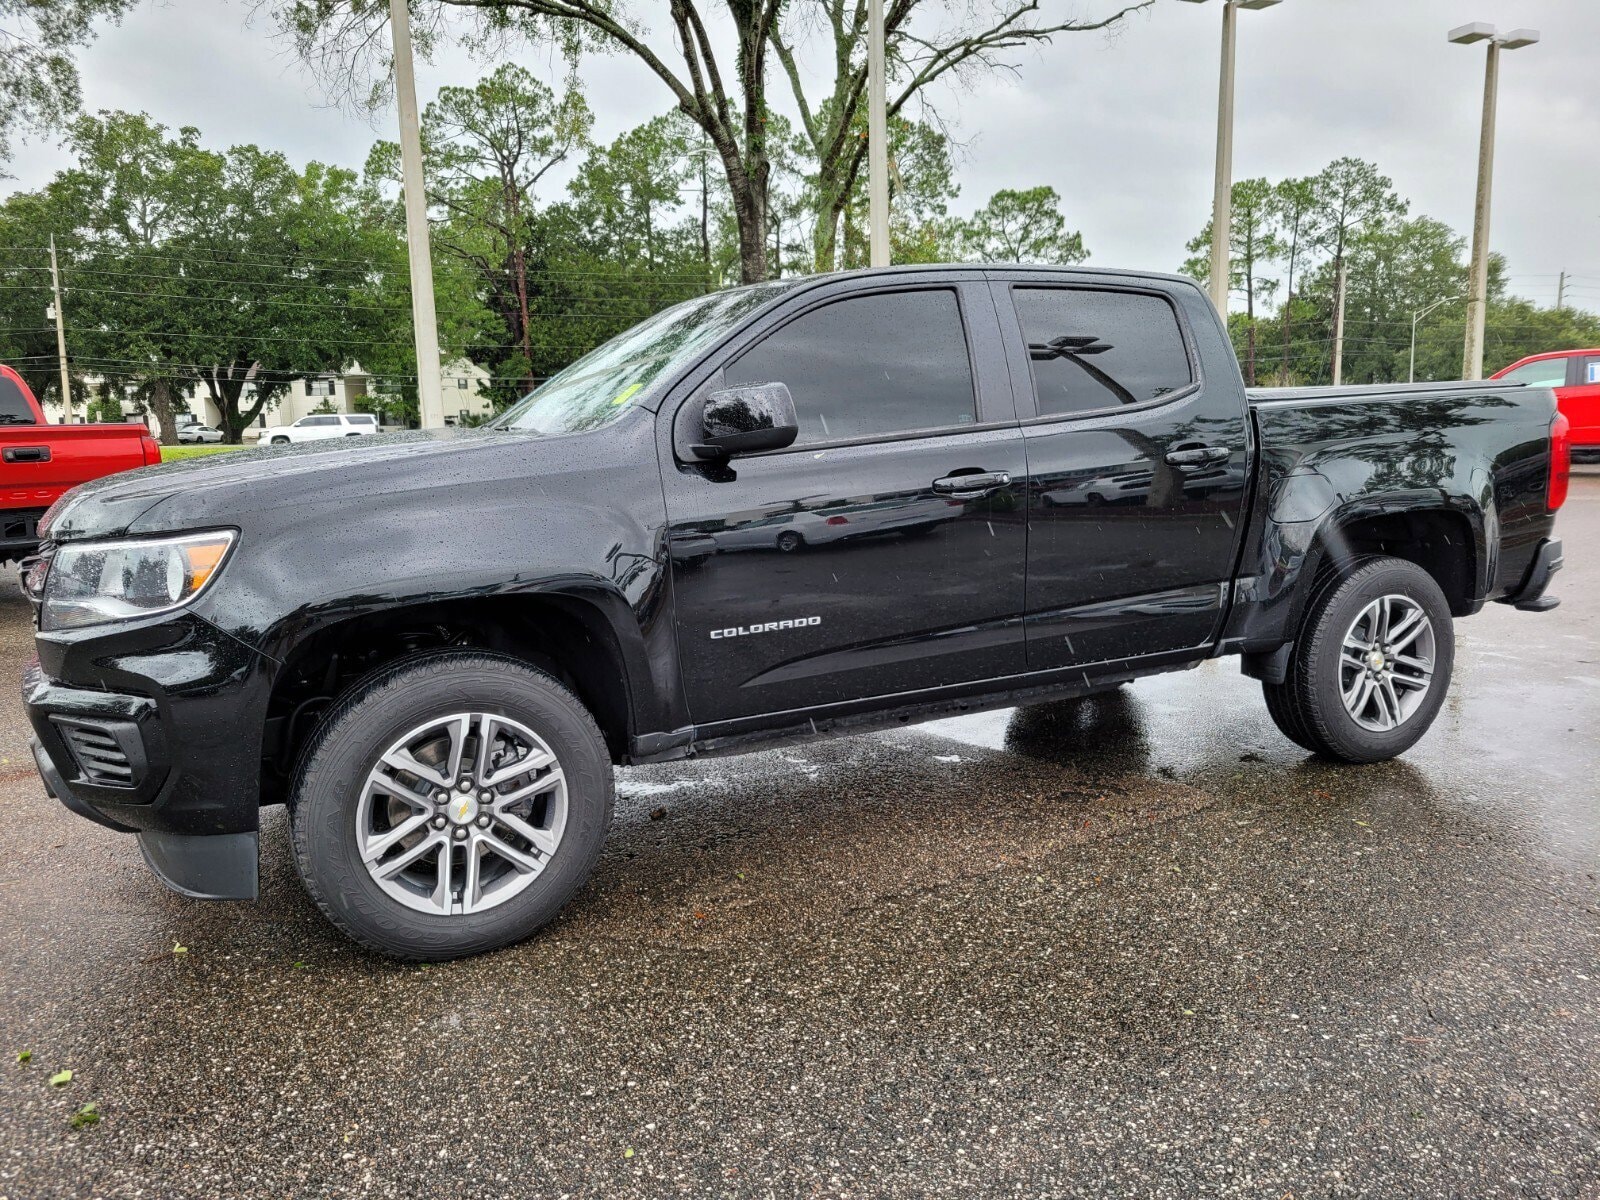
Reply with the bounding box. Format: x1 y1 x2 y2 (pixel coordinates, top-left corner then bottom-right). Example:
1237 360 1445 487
22 609 275 900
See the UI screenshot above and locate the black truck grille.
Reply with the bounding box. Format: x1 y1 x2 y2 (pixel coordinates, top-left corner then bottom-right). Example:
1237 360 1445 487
54 719 139 788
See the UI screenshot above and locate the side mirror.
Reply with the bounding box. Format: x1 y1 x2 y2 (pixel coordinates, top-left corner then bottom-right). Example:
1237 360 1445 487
692 382 799 459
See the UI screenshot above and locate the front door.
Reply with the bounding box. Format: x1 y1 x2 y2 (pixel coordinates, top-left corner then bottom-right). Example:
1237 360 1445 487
990 274 1251 672
662 278 1028 727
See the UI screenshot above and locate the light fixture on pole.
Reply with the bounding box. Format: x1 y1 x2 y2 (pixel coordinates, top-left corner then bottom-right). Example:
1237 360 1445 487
1179 0 1282 317
1449 21 1539 381
1409 295 1466 383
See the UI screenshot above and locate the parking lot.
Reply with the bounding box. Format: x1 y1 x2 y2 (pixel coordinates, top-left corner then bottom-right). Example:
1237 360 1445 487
0 472 1594 1200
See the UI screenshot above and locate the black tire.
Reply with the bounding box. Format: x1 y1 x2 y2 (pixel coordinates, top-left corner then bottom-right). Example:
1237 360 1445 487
288 650 614 959
775 530 803 553
270 436 289 445
1262 556 1454 763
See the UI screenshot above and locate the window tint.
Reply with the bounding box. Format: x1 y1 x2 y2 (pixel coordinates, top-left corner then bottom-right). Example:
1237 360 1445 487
0 377 36 425
1014 288 1192 417
1499 358 1568 388
724 288 976 444
348 414 377 425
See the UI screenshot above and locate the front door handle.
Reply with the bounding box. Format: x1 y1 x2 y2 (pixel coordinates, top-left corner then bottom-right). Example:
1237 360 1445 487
933 470 1010 495
1164 445 1230 467
2 445 50 464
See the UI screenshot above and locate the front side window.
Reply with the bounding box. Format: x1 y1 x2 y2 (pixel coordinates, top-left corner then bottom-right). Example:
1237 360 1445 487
1499 358 1568 388
1015 287 1193 418
723 288 977 445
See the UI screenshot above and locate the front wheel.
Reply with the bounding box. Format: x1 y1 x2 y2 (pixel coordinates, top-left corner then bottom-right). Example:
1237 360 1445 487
288 651 614 959
270 435 290 445
1262 557 1454 763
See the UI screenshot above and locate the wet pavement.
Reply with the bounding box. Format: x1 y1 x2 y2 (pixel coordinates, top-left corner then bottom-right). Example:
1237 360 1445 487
0 473 1596 1199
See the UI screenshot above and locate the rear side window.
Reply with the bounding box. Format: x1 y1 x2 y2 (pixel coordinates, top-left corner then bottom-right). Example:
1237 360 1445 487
1499 358 1568 388
0 377 36 424
1014 288 1193 418
1577 356 1600 386
724 288 976 445
349 414 377 425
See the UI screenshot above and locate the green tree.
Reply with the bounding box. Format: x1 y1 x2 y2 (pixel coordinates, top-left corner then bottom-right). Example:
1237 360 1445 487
1266 176 1317 385
952 186 1087 265
278 0 1151 282
770 0 1149 272
53 111 406 443
1183 178 1279 384
0 1 139 162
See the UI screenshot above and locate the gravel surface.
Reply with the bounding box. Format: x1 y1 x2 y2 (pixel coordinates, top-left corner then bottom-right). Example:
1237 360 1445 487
0 471 1596 1199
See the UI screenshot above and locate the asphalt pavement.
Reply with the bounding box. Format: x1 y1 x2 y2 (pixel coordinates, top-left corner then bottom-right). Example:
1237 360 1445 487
0 472 1596 1199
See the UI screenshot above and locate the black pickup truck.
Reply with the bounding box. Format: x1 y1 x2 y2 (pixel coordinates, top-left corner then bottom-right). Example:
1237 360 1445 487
20 265 1568 958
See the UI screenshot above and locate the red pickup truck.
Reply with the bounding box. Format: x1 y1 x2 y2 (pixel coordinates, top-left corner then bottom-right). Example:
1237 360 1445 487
1 366 161 563
1491 349 1600 462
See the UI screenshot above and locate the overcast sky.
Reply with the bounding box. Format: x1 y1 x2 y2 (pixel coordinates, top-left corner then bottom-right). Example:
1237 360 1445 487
8 0 1597 310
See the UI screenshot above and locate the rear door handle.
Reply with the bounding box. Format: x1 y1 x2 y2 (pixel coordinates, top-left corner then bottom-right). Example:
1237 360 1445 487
2 446 50 464
1164 445 1230 467
933 470 1010 495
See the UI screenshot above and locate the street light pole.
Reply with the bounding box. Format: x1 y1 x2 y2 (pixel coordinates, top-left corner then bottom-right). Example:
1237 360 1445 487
1449 22 1539 381
1181 0 1281 318
48 235 71 424
867 0 890 268
389 0 446 428
1208 0 1237 317
1409 295 1466 383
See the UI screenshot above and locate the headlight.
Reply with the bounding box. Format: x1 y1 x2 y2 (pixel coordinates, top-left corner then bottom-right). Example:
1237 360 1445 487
39 531 236 631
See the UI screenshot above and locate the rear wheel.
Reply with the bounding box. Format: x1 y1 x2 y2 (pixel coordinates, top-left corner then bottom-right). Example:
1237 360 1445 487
1262 557 1453 763
775 531 803 553
289 651 613 959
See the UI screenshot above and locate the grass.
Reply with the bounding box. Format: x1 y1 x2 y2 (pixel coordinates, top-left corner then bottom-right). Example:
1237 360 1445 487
160 444 246 462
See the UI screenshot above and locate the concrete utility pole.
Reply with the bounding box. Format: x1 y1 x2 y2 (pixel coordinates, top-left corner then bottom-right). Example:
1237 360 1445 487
1449 22 1539 381
867 0 890 268
1331 258 1347 387
1182 0 1281 317
1556 271 1566 311
48 235 71 424
389 0 446 428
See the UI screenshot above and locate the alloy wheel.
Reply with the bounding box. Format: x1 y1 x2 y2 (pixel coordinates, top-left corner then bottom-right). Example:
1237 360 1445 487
1338 594 1436 732
355 712 568 915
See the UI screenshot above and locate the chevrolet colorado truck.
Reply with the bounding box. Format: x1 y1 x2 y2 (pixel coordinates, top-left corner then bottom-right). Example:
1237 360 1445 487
1 365 160 563
19 266 1568 959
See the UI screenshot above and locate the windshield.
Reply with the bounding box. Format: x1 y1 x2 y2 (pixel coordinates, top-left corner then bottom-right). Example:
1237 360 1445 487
493 281 802 435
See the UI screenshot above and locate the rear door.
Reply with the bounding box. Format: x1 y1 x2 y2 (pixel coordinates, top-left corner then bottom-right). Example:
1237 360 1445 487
661 275 1028 727
990 273 1251 672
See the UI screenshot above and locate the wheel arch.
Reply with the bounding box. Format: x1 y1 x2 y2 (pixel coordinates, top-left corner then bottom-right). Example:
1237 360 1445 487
258 588 651 807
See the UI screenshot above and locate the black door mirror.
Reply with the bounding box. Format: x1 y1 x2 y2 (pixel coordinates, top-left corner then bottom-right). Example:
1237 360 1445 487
693 382 800 458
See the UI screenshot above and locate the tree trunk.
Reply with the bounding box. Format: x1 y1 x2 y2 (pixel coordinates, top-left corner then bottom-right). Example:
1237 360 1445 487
148 378 179 445
730 172 768 283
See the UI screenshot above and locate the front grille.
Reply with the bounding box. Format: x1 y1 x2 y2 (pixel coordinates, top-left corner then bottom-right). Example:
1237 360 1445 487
54 718 140 788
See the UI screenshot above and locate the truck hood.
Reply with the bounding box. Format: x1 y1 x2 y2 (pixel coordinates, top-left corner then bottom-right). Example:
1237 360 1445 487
42 428 542 542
